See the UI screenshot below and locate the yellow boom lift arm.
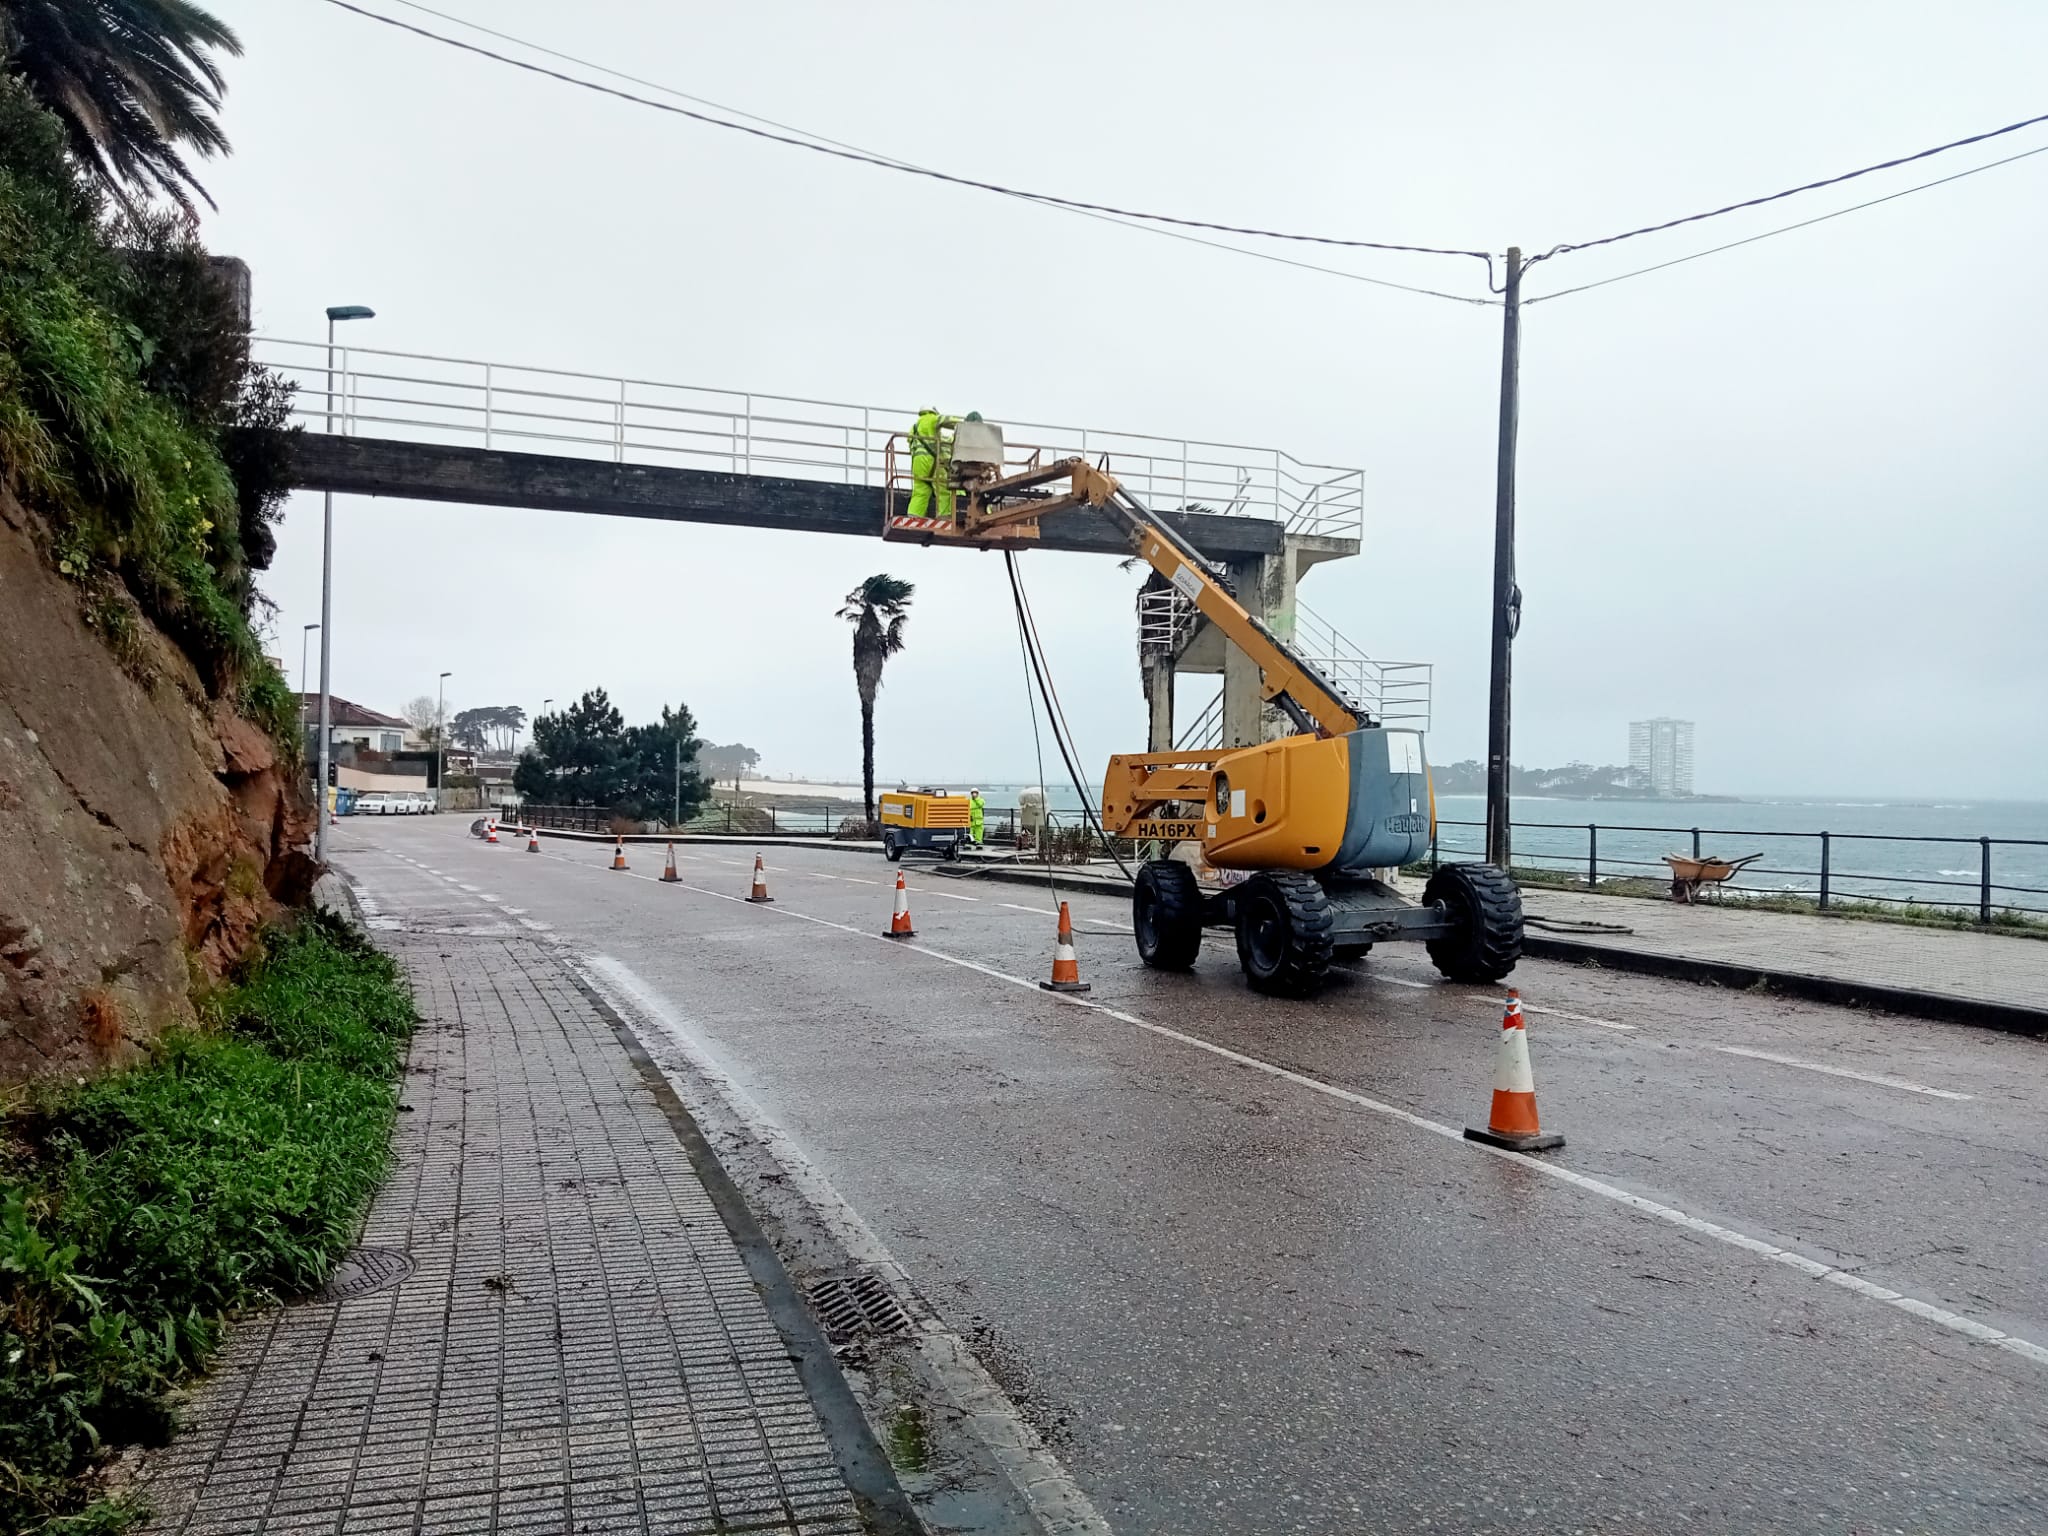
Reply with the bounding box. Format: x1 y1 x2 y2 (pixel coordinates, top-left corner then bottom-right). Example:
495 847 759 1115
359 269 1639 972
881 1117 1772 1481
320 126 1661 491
883 444 1522 995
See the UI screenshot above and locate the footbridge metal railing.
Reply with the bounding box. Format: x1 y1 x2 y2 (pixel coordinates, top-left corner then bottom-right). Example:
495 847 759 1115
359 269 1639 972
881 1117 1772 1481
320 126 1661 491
254 338 1366 540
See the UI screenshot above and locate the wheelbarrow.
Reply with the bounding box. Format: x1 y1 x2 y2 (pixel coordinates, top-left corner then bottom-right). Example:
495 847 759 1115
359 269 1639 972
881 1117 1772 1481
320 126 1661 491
1662 852 1763 903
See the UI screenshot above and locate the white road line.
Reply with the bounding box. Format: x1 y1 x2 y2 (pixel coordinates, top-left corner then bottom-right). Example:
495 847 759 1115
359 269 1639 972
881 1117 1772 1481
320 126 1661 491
1372 974 1635 1031
1526 1001 1635 1032
998 902 1058 916
839 877 882 886
492 851 2044 1371
924 889 981 902
1714 1045 1973 1101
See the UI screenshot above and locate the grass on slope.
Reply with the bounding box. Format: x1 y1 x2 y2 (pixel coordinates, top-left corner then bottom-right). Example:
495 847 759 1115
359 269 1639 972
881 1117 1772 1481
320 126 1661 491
0 913 414 1533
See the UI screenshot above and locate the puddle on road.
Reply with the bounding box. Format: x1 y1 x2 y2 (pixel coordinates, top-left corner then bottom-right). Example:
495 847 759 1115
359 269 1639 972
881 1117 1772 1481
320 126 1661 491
887 1403 930 1474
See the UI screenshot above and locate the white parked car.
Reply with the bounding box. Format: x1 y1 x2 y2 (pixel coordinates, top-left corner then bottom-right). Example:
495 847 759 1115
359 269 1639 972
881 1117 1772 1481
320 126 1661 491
353 792 391 816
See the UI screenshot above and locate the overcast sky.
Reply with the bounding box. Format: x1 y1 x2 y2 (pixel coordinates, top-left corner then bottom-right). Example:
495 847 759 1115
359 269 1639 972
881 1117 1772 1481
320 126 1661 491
203 1 2048 799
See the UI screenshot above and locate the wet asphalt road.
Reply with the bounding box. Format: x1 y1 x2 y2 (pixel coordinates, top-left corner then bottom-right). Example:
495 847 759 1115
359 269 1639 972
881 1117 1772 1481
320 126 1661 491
339 820 2048 1535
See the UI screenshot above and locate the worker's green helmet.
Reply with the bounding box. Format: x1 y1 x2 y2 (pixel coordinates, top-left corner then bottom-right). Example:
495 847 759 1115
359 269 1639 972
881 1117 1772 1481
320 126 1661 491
964 410 983 422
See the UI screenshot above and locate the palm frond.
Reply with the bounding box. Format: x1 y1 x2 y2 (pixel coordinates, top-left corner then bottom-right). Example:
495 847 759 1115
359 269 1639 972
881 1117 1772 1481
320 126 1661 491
2 0 241 213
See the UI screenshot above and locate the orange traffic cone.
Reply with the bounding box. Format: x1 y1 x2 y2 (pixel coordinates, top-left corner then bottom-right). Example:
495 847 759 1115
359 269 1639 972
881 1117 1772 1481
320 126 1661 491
1463 991 1563 1152
527 827 540 853
486 821 499 845
610 836 629 872
883 871 915 938
1038 902 1092 994
661 843 681 883
745 853 773 903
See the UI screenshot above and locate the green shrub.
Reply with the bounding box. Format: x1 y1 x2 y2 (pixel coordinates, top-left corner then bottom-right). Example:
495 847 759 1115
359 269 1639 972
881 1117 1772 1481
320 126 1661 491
0 915 414 1532
0 77 298 753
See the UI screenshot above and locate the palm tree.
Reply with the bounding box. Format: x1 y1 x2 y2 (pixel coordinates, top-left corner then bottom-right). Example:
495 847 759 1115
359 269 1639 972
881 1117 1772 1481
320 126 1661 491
0 0 242 215
837 574 914 824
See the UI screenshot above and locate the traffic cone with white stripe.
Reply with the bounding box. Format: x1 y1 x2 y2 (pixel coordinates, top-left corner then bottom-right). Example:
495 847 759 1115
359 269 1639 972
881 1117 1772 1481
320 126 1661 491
745 853 773 903
1038 902 1091 994
661 843 680 883
610 836 629 871
1463 991 1563 1152
485 821 499 845
527 827 540 853
883 871 915 938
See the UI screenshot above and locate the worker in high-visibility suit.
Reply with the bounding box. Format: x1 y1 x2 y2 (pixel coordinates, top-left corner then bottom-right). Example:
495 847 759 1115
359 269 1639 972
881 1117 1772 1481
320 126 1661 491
904 409 959 520
968 789 986 846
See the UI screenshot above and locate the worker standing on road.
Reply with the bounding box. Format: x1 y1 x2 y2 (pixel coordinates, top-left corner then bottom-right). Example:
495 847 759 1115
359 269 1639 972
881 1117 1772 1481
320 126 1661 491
906 408 949 519
968 789 986 846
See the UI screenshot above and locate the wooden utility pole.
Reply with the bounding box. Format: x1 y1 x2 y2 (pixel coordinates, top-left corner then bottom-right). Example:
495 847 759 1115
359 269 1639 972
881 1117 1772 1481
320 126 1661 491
1485 247 1523 869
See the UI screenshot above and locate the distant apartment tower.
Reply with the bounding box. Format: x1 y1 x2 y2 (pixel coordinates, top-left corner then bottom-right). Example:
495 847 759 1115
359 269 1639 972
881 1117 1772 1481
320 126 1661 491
1629 718 1695 797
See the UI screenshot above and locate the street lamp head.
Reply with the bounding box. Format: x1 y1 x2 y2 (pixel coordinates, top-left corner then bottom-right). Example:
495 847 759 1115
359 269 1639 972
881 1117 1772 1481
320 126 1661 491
326 305 375 322
439 670 452 679
304 621 319 631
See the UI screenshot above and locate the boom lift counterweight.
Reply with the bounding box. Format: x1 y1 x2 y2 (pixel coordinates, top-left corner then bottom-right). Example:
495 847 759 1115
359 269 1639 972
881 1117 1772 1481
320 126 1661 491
884 440 1522 997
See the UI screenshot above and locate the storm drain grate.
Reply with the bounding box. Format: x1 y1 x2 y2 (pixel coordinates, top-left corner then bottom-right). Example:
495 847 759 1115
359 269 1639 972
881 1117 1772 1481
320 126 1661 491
805 1272 912 1344
315 1245 416 1302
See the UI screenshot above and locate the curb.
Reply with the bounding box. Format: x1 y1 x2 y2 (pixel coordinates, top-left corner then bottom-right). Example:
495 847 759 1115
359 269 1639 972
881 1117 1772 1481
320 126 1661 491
1522 936 2048 1039
566 971 923 1535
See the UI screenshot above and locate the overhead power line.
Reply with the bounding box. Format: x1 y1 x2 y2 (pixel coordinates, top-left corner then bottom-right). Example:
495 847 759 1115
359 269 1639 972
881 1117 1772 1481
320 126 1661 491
323 0 2047 304
371 0 1498 307
1526 140 2048 303
319 0 1496 268
1530 108 2048 264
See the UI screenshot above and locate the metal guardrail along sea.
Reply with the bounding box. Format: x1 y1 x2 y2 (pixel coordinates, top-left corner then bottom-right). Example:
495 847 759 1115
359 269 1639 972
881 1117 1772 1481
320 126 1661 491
256 337 1366 540
1431 817 2048 923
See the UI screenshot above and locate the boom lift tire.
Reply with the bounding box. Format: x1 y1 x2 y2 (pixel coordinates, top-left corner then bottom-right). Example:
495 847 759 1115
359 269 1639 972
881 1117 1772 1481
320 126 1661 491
1233 871 1334 997
1133 860 1203 971
1421 862 1523 984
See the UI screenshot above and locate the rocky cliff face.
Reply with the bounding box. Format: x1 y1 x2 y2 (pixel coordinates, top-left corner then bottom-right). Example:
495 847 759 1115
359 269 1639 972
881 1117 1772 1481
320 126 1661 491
0 488 317 1081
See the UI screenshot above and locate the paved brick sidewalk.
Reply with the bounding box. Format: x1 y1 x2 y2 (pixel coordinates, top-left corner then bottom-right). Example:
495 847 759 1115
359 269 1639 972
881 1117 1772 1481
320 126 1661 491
140 930 867 1536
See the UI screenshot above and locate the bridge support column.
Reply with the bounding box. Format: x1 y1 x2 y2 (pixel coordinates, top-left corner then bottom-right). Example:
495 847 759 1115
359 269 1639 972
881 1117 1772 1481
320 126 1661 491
1143 654 1175 753
1218 545 1303 747
1137 530 1351 754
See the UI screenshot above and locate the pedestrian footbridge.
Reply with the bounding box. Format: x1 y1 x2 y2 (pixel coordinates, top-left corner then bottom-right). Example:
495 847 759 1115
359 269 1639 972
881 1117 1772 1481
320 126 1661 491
260 338 1423 746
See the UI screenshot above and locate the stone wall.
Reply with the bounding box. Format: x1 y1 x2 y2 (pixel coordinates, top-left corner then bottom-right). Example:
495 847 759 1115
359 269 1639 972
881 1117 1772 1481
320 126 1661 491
0 488 317 1081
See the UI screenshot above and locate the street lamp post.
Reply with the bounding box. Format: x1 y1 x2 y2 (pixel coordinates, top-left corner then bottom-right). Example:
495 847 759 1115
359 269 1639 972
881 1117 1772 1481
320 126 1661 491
299 623 319 733
436 671 452 814
316 304 375 863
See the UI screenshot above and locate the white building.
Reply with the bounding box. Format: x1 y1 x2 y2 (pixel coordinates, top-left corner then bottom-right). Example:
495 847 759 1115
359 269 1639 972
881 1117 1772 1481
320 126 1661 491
1629 718 1695 797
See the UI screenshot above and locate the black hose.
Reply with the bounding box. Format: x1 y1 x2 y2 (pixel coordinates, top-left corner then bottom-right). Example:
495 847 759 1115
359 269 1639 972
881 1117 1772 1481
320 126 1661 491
1003 552 1140 882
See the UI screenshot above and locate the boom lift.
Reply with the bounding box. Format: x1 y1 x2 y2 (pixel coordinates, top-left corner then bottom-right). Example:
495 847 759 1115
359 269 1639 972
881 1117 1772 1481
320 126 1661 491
883 426 1522 997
